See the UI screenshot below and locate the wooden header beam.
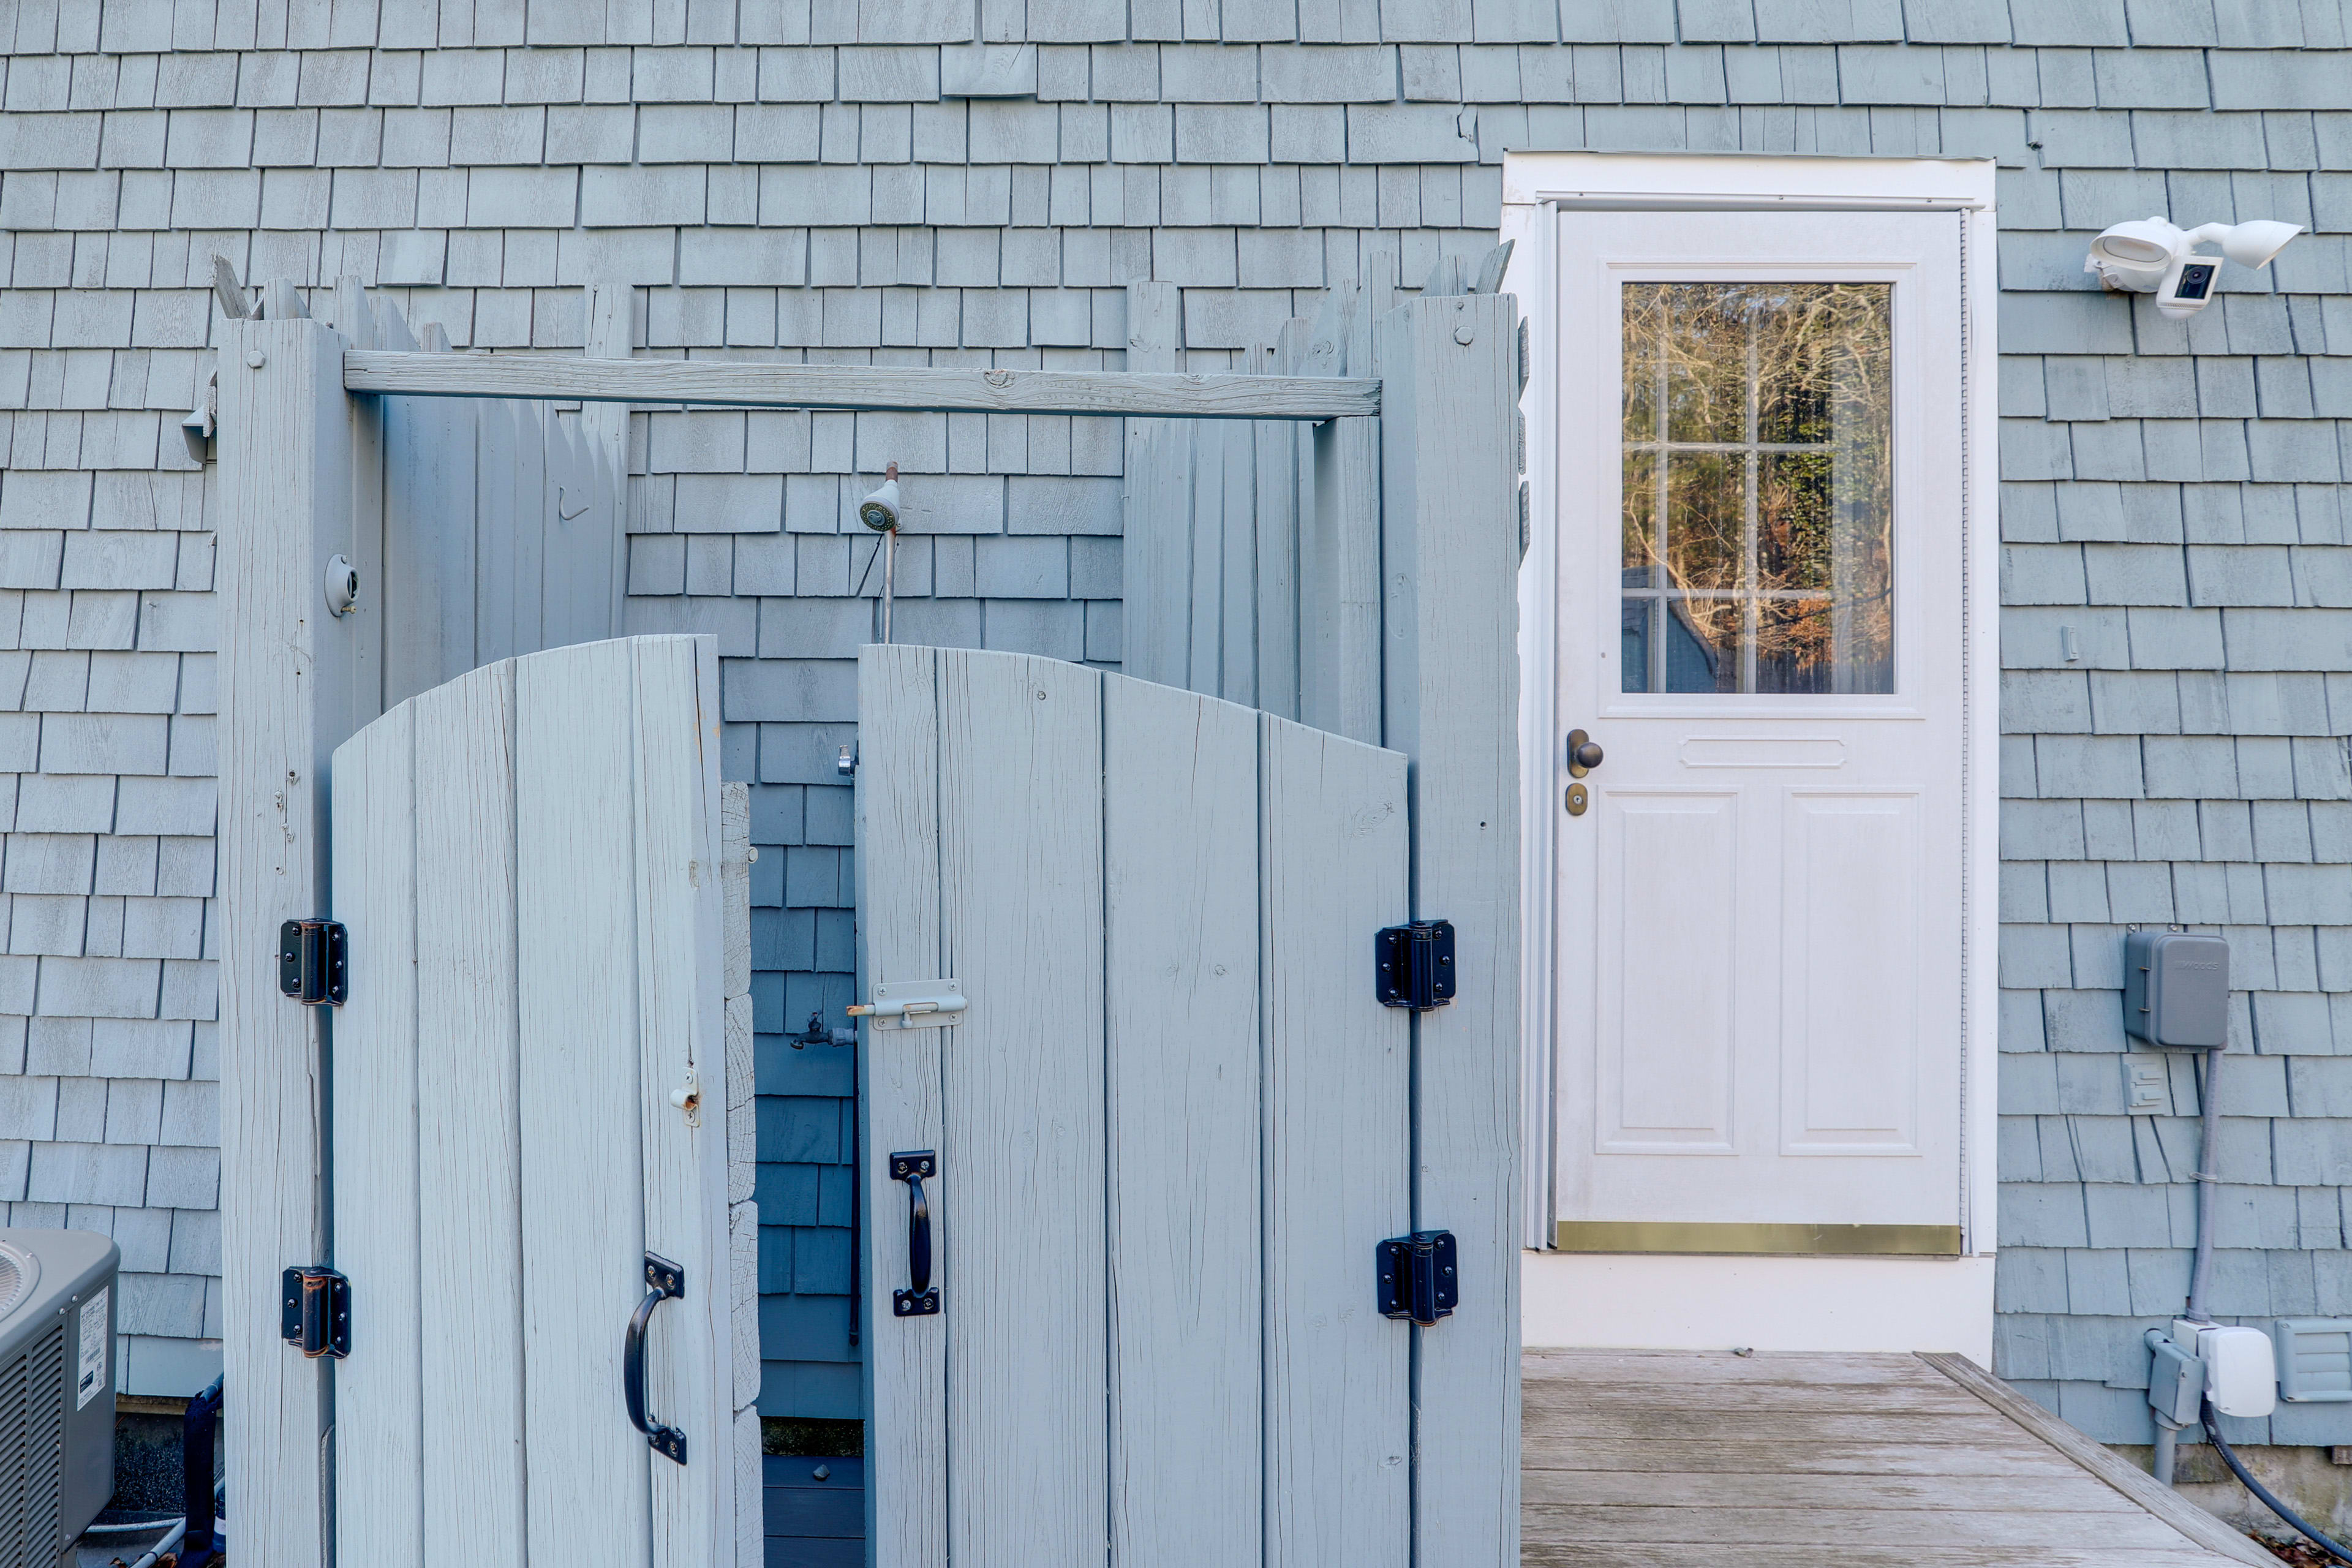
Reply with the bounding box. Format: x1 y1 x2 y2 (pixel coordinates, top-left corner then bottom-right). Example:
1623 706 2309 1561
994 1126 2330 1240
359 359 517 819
344 350 1379 421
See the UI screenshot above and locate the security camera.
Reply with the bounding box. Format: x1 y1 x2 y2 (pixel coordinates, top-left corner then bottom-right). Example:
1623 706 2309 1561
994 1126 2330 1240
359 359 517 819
859 462 902 532
2086 216 2302 318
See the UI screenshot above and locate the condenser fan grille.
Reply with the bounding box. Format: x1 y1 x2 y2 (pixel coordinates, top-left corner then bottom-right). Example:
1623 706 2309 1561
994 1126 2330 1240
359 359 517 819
0 1244 28 1320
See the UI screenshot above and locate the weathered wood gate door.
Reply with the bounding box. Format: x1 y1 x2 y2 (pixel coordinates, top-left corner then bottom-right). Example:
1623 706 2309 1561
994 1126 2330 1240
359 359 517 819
858 643 1416 1566
327 635 740 1568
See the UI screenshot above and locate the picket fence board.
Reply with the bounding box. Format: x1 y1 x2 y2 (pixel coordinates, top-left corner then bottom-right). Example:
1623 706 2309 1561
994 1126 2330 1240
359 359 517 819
328 701 422 1568
409 662 532 1562
1261 713 1412 1568
625 636 734 1568
937 649 1110 1567
1102 676 1262 1568
854 643 951 1568
514 638 657 1568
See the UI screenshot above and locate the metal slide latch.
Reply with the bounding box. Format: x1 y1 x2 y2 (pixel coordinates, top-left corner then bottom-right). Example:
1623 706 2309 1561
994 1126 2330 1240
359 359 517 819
1376 1231 1459 1327
848 979 967 1031
624 1253 689 1465
891 1151 940 1317
280 1267 351 1359
1374 921 1456 1009
277 919 348 1006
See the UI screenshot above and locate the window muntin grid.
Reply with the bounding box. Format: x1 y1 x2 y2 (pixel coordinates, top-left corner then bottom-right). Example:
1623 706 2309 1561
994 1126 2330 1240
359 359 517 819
1619 282 1895 695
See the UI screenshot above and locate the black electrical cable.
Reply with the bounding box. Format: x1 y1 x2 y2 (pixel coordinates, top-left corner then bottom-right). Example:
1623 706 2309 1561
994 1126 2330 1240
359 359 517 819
2203 1396 2352 1566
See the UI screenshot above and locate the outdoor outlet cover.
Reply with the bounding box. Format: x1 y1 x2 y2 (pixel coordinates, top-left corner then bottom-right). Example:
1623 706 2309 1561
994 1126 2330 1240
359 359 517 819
2124 1058 2169 1114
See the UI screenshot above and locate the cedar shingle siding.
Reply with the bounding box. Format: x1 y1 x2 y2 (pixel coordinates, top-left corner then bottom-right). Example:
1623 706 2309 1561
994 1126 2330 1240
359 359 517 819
2 0 2350 1446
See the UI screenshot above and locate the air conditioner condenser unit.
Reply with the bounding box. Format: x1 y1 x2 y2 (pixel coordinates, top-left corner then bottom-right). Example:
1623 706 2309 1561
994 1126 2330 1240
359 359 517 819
1 1227 119 1568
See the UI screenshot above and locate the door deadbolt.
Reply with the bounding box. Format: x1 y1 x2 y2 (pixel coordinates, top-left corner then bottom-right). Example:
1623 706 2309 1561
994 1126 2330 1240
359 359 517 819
1566 729 1603 777
1565 783 1588 816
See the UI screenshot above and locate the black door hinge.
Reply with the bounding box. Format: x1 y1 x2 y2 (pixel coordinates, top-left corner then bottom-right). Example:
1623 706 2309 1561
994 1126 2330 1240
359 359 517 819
1375 921 1455 1009
281 1266 350 1359
1376 1231 1458 1327
278 919 347 1006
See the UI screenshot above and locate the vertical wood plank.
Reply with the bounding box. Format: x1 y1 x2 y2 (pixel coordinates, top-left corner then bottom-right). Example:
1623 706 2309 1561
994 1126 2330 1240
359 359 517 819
216 312 352 1568
1378 295 1523 1568
475 400 521 663
1124 279 1181 374
411 660 529 1567
515 637 652 1568
1186 422 1224 698
1122 279 1183 685
630 634 735 1568
1102 674 1262 1568
937 649 1107 1568
1261 712 1412 1568
382 326 478 705
854 643 949 1568
328 703 421 1568
581 278 635 633
1220 410 1256 707
337 277 387 726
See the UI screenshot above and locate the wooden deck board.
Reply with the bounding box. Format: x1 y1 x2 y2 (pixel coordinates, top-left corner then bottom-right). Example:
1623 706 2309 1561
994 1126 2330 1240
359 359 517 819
1521 1351 2270 1567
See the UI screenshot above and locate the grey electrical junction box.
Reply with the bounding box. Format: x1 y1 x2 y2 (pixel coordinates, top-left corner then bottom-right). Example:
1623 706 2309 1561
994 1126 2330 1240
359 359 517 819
2124 931 2231 1049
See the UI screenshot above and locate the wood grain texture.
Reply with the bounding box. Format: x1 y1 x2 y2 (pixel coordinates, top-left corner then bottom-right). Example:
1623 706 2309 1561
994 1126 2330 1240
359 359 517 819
581 279 635 629
937 649 1108 1568
327 701 420 1568
1920 1354 2274 1567
1124 280 1182 373
854 643 948 1568
1521 1351 2251 1567
1301 284 1383 745
344 350 1379 418
1102 675 1262 1568
338 277 388 728
411 658 529 1566
216 314 351 1568
627 634 735 1568
379 341 477 708
1261 714 1412 1568
515 637 652 1568
1379 296 1523 1568
1186 421 1223 696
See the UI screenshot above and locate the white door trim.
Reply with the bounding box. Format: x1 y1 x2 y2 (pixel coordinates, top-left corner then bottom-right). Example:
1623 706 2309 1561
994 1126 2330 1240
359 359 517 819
1500 153 2000 1286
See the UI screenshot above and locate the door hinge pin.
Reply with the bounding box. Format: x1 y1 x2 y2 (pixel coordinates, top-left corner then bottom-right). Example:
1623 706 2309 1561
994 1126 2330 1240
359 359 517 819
1374 921 1455 1010
277 918 347 1006
280 1266 350 1358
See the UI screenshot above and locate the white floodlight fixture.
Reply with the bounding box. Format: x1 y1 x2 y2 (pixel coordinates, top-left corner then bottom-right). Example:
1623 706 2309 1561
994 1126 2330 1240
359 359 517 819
2086 215 2304 319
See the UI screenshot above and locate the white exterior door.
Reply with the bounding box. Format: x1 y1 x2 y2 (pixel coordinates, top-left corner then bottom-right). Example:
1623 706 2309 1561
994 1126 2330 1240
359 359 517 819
328 635 748 1568
1550 210 1969 1251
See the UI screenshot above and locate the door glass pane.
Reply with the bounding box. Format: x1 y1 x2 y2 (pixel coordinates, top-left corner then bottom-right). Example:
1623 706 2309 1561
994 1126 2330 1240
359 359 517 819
1620 283 1893 694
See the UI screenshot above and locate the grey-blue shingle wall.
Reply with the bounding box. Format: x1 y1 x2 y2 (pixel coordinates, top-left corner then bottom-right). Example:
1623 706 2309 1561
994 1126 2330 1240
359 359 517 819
5 0 2352 1439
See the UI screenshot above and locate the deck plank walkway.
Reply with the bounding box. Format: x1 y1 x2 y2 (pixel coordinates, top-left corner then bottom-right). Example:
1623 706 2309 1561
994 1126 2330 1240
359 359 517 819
1522 1349 2276 1567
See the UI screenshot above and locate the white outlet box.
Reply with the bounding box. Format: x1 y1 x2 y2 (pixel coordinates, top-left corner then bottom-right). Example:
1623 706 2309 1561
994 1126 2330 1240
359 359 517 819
2179 1320 2278 1418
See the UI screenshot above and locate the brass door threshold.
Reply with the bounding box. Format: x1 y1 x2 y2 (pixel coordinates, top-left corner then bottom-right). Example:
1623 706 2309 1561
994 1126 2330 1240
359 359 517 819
1553 1221 1962 1257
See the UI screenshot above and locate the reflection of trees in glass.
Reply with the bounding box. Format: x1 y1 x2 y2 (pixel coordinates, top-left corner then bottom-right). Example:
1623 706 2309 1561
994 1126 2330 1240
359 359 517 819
1621 283 1893 695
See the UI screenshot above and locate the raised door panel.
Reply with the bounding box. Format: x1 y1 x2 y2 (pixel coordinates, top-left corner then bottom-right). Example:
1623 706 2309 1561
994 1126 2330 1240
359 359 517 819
1780 791 1923 1155
1596 791 1738 1153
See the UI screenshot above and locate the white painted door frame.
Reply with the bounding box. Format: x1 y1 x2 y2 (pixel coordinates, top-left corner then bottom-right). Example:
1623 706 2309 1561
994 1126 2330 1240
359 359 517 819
1500 153 2000 1359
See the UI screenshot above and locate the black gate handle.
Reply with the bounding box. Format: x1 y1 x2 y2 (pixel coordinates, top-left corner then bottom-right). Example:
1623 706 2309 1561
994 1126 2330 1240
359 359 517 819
624 1251 688 1464
891 1151 940 1317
